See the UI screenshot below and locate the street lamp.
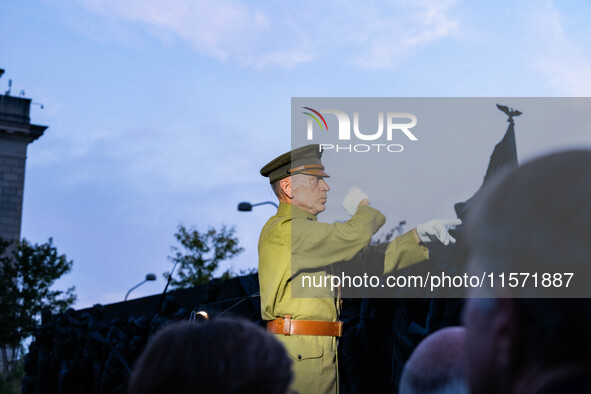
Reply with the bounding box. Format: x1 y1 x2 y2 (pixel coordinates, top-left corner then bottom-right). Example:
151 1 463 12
125 273 157 301
237 201 278 211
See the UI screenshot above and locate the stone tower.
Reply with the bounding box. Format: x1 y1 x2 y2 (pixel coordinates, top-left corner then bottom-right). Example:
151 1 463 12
0 69 47 241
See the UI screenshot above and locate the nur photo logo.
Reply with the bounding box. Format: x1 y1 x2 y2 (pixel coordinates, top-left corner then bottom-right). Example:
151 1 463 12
301 107 419 153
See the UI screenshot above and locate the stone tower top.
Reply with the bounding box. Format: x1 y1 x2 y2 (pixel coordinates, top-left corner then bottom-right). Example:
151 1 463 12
0 70 48 240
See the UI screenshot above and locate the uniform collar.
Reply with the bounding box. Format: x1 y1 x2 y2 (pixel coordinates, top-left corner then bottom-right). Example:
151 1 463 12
277 202 318 222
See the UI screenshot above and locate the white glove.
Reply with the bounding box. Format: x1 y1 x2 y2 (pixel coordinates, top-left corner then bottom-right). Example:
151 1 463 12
416 219 462 245
342 187 369 216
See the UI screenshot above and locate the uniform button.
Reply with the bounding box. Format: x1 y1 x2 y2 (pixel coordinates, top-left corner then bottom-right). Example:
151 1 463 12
298 355 302 360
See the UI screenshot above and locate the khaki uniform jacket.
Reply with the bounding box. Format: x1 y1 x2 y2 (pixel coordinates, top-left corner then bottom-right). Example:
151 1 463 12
258 202 429 394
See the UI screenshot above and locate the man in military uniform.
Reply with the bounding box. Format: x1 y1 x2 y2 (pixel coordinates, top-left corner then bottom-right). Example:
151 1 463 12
258 144 459 394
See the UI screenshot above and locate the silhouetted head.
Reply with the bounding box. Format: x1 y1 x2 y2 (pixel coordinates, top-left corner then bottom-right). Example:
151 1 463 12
128 318 292 394
399 326 468 394
464 149 591 394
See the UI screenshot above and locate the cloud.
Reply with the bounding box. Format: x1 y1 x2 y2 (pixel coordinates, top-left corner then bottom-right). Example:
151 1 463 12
71 0 460 70
352 0 460 69
527 1 591 95
28 111 264 195
74 0 310 68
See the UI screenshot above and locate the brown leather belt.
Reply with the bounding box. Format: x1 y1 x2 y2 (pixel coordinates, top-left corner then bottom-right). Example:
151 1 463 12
267 315 343 337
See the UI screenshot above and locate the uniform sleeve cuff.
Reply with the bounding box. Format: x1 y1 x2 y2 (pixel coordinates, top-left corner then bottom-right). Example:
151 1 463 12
412 228 423 245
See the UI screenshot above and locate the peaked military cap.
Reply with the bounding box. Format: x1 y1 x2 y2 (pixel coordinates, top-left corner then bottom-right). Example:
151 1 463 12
260 144 330 184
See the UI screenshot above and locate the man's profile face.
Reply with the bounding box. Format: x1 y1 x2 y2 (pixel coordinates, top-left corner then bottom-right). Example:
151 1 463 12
291 173 330 215
463 296 506 394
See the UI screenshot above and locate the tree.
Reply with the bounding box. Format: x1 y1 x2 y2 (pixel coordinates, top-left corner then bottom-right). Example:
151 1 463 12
164 224 244 289
370 221 407 246
0 237 76 375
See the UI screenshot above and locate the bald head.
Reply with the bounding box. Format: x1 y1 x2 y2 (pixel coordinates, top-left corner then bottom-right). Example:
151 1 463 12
399 327 468 394
463 150 591 394
466 149 591 295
